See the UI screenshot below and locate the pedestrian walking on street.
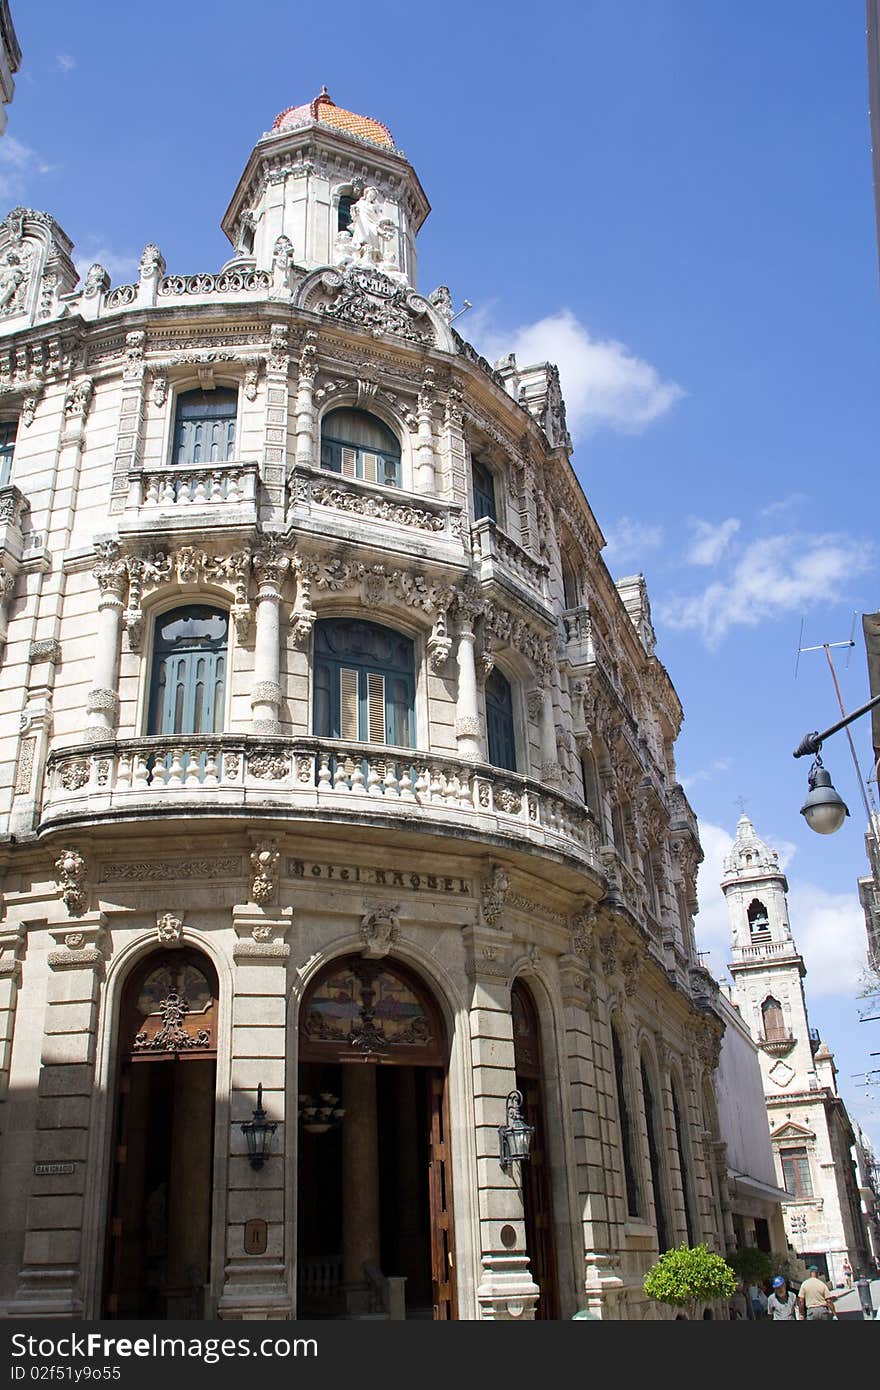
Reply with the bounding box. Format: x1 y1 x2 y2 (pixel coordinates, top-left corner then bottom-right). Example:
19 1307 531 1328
767 1275 799 1320
797 1266 837 1321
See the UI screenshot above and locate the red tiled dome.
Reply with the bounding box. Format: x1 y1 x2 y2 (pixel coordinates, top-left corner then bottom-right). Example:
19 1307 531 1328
272 87 394 149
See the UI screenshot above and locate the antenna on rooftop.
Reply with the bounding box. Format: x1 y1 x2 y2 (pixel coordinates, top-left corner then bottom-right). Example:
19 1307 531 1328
449 299 472 324
797 622 877 821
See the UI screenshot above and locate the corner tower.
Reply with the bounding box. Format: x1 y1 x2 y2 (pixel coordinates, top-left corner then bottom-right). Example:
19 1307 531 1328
221 86 430 286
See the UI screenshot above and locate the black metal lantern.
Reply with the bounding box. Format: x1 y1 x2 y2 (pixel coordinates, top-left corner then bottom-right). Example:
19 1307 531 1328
799 754 850 836
241 1083 277 1170
498 1089 534 1173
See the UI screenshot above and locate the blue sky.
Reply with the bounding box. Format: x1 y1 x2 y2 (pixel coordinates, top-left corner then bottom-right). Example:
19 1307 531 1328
8 2 880 1146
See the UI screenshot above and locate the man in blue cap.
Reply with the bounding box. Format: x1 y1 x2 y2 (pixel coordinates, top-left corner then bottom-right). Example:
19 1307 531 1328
767 1274 799 1320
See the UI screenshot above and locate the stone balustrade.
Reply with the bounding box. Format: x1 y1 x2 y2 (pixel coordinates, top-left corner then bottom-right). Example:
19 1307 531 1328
471 517 548 595
125 460 260 511
42 735 602 871
288 466 464 541
731 939 798 962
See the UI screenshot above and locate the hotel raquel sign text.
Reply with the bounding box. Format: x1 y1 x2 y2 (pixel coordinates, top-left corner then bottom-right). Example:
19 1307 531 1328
288 859 471 895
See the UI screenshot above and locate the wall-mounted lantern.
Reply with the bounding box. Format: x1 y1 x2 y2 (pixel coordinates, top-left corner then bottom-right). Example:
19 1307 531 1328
498 1089 534 1173
241 1083 277 1170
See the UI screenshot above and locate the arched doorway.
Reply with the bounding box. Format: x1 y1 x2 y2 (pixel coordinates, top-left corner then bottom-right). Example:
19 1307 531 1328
103 949 218 1318
297 955 455 1319
511 978 559 1318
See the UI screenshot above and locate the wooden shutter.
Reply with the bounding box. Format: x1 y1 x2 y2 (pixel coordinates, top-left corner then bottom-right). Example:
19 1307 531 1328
366 671 385 743
339 668 359 740
361 451 379 483
340 446 357 478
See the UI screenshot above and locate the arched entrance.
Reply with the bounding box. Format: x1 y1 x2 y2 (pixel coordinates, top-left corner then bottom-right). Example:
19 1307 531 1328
511 977 559 1318
297 955 455 1319
103 948 218 1318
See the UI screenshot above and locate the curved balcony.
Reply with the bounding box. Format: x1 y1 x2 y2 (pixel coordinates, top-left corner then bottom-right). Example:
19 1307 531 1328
471 517 549 608
119 459 261 537
40 735 603 876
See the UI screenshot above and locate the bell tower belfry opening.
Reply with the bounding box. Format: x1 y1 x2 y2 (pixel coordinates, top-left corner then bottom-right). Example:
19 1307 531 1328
296 955 455 1320
103 949 219 1319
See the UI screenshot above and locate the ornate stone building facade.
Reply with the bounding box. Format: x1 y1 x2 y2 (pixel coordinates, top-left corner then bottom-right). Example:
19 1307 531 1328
0 90 725 1320
723 814 872 1282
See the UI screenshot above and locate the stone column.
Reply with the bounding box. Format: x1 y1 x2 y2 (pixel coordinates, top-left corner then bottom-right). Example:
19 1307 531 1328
250 546 289 734
294 333 317 470
261 325 291 526
219 905 292 1320
413 370 436 493
85 542 127 742
464 924 539 1320
558 926 624 1318
341 1065 381 1297
14 911 107 1317
539 683 561 786
455 616 483 762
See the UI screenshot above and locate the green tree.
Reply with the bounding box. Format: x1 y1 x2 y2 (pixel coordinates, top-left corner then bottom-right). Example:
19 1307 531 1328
643 1243 737 1320
726 1246 772 1287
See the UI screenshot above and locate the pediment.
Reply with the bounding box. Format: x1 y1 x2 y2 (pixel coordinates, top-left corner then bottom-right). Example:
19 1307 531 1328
770 1120 815 1142
296 266 451 350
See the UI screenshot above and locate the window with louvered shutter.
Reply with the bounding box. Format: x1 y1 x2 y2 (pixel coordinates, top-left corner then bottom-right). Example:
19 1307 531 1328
780 1146 813 1198
312 619 415 748
319 408 401 488
339 667 359 741
172 389 237 466
366 672 386 743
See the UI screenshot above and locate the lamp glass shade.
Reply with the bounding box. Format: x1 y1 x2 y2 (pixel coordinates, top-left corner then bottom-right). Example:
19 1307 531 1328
800 767 849 836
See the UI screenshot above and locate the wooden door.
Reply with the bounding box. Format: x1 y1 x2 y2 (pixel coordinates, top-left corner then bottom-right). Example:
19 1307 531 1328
427 1070 456 1319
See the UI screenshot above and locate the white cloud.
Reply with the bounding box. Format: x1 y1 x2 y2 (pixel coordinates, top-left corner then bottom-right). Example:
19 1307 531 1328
694 820 735 953
603 515 665 565
57 54 76 72
679 757 732 791
686 516 740 567
789 883 868 998
0 135 56 202
759 493 809 520
692 819 867 998
473 308 684 437
73 243 139 285
658 530 874 649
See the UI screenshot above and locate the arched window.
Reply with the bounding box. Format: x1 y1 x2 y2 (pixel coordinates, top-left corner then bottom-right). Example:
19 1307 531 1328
641 1058 671 1252
337 193 355 233
612 1025 640 1219
580 751 603 827
561 553 579 610
172 388 237 465
485 668 516 772
761 996 786 1042
671 1082 697 1245
313 618 415 748
747 899 770 935
0 420 17 487
147 606 228 736
471 458 497 523
320 408 401 488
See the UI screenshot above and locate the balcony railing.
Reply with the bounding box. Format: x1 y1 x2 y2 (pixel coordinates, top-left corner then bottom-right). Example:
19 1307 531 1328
471 517 548 596
288 466 464 542
757 1030 796 1055
123 460 260 521
41 735 602 871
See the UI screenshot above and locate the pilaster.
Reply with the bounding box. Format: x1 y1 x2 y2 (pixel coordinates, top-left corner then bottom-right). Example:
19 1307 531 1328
218 904 292 1320
13 913 107 1317
463 924 539 1320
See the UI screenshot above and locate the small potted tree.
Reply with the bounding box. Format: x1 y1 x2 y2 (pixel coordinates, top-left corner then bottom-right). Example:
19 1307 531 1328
643 1243 737 1320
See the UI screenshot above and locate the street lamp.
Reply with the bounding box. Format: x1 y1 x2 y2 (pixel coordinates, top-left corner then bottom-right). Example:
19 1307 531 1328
798 754 849 835
792 691 880 835
241 1083 277 1170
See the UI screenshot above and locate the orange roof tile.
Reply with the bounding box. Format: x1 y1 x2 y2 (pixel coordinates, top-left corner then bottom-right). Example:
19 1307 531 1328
272 87 394 150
